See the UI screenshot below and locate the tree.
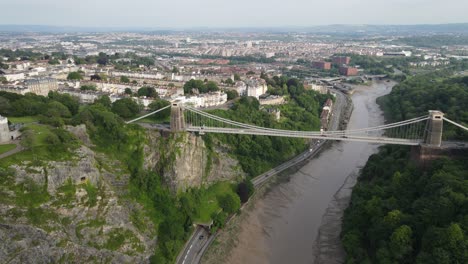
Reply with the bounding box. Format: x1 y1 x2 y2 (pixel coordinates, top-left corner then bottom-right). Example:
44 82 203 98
148 100 170 119
80 85 97 91
236 181 253 203
226 90 239 100
90 74 102 81
97 52 108 65
225 78 234 85
111 98 141 118
234 73 241 81
137 87 158 98
94 95 112 109
172 66 179 73
205 81 219 92
389 225 413 260
48 58 60 65
217 193 240 214
246 70 255 75
48 92 80 115
0 96 11 115
45 101 71 118
124 88 133 95
120 76 130 83
183 79 205 94
67 72 83 80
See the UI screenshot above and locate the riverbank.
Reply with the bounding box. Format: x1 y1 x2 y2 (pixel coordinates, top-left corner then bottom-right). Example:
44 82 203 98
201 80 396 264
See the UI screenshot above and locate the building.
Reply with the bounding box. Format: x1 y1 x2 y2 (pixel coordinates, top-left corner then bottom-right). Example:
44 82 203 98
199 91 227 107
332 56 351 65
320 99 334 130
383 51 412 57
0 115 11 143
245 78 267 99
0 85 30 95
234 81 247 96
59 88 102 104
339 66 359 76
1 71 25 82
312 61 331 70
263 108 281 121
259 95 285 105
26 77 58 96
309 84 329 94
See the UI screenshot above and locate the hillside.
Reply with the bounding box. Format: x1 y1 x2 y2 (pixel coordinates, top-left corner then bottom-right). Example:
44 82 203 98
341 73 468 263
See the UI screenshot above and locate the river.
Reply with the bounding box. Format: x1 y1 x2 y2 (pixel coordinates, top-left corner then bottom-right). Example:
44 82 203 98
223 80 396 264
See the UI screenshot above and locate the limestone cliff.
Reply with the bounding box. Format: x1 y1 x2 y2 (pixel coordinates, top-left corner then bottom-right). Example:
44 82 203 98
0 126 156 263
144 131 244 192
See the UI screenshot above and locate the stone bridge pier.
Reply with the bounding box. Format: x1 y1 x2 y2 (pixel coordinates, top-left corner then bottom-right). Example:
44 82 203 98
170 102 185 132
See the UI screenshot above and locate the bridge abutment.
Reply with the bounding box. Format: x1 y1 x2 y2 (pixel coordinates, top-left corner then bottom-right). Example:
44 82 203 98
170 102 185 132
411 144 468 167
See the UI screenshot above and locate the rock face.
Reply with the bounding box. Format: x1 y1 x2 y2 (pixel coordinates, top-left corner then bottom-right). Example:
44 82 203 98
13 146 100 195
0 127 156 263
144 131 244 192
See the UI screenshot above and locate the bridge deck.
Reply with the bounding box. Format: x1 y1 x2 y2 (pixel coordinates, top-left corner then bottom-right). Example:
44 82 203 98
186 126 422 145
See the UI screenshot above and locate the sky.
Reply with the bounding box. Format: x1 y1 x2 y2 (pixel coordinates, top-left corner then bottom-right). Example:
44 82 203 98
1 0 467 28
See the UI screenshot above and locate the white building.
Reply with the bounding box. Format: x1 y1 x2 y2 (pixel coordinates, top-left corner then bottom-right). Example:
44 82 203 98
234 81 247 96
2 72 25 82
0 115 11 143
174 91 227 108
25 77 58 96
245 78 268 99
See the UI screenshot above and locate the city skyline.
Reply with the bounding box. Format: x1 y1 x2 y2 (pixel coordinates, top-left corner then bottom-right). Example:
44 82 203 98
2 0 468 29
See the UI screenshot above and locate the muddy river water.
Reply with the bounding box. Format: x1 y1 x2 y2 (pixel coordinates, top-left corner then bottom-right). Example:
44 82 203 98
225 80 395 264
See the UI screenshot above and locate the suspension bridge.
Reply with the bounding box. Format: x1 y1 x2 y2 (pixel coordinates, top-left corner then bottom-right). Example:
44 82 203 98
127 102 468 148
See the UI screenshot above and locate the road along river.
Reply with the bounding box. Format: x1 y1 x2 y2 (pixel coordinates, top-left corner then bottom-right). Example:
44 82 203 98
214 80 396 264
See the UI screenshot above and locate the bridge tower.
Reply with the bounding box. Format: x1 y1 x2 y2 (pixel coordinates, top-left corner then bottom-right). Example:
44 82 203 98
423 110 444 147
170 102 185 132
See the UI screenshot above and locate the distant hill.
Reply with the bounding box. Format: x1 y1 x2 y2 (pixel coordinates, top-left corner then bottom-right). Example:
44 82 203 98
0 23 467 35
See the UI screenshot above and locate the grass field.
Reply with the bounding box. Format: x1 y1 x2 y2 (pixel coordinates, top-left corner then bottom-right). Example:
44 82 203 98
7 116 39 124
0 144 16 155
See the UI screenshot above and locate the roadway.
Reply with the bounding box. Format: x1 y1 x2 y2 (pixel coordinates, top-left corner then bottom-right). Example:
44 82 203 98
176 226 210 264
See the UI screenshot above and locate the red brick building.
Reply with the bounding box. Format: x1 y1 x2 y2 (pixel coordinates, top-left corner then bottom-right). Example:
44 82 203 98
312 61 331 70
339 66 358 76
333 56 351 65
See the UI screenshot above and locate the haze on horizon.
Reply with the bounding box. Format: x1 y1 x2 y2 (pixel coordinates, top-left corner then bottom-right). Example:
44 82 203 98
2 0 468 29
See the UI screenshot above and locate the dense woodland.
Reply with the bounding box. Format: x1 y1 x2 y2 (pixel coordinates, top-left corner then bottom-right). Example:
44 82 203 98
378 72 468 140
341 73 468 263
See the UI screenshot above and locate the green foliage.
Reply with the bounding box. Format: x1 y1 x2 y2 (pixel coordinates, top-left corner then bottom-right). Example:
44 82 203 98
183 79 219 94
67 71 83 80
148 99 170 120
226 89 239 100
217 193 240 214
80 85 97 91
137 86 158 98
0 144 16 155
48 58 60 65
236 180 254 203
120 76 130 83
341 145 468 264
94 95 112 109
111 98 141 118
124 88 133 95
378 73 468 140
83 181 98 207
